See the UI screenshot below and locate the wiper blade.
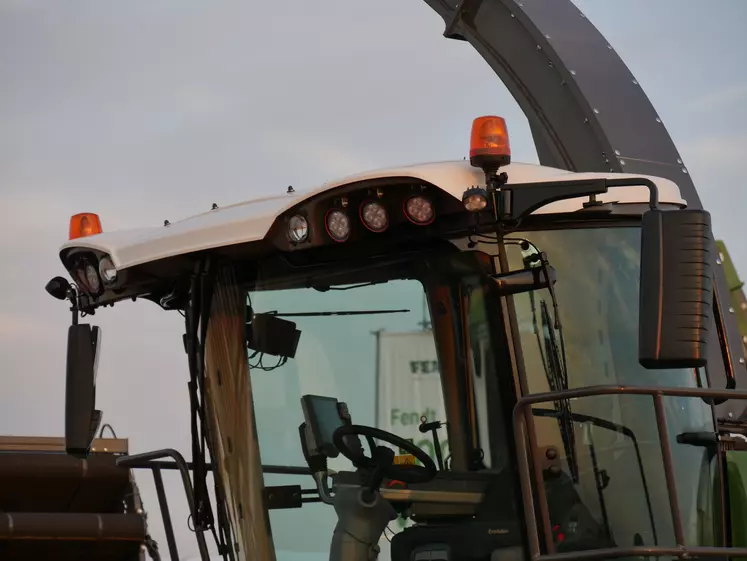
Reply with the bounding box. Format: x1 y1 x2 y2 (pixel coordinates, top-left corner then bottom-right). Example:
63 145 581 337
270 309 410 317
540 299 579 483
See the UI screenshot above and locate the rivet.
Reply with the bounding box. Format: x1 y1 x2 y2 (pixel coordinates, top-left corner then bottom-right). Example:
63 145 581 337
593 108 600 114
164 220 170 226
632 79 639 85
729 307 735 314
287 185 295 194
741 302 747 311
716 259 722 265
136 508 143 515
510 13 515 18
211 203 218 210
536 44 542 50
682 168 688 174
103 448 108 452
570 70 576 76
545 34 551 39
729 412 734 418
607 44 613 50
677 158 683 164
614 149 621 156
655 117 662 123
741 358 746 365
620 160 626 166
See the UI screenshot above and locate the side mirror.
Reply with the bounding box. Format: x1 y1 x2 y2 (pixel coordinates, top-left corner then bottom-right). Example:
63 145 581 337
65 324 103 457
639 209 713 369
492 265 556 296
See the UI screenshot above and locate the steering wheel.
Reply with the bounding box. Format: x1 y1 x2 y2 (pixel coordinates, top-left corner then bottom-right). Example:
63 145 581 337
332 424 438 484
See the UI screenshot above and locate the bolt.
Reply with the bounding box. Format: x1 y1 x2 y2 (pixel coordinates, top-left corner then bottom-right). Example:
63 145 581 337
682 168 688 174
570 69 576 75
164 220 170 226
620 160 626 166
510 13 515 18
716 259 722 265
729 307 735 314
729 412 734 418
546 447 558 460
593 108 600 114
740 358 746 365
136 508 143 515
545 34 551 39
211 203 218 210
287 185 295 194
655 118 662 123
677 158 683 164
632 79 639 85
614 149 621 156
607 44 613 50
580 12 586 18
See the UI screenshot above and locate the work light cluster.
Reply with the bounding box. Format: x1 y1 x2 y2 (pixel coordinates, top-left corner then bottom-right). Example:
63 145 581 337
71 255 118 296
287 195 436 244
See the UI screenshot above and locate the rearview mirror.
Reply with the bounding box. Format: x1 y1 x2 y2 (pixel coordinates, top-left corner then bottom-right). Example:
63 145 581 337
638 209 713 369
65 323 102 457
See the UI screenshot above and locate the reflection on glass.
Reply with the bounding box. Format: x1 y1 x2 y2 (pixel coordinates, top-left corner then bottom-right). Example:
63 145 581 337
505 227 717 552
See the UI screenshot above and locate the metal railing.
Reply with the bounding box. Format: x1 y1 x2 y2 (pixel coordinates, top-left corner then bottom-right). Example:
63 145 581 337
513 384 747 560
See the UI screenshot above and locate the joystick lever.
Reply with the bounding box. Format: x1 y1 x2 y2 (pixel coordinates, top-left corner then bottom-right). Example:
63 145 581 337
419 415 445 471
362 446 395 503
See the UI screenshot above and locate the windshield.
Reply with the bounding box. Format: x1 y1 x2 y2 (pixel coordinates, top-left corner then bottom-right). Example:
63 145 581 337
249 277 442 561
504 226 718 553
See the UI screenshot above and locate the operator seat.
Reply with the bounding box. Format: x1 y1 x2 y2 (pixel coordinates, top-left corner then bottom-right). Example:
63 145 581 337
390 469 523 561
390 467 613 560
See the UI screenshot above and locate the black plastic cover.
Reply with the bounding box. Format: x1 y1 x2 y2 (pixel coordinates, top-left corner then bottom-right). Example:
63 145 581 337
639 209 713 369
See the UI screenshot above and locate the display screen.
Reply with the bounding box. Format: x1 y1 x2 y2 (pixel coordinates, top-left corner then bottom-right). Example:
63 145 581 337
301 395 345 458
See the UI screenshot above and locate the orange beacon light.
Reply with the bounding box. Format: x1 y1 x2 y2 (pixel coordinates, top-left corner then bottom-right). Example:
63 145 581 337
69 213 103 240
469 116 511 170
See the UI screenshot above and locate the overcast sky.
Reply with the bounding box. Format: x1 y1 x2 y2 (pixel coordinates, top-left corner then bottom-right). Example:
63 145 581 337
1 1 746 559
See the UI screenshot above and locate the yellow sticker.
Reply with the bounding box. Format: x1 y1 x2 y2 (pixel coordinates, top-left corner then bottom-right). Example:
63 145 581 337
393 454 416 465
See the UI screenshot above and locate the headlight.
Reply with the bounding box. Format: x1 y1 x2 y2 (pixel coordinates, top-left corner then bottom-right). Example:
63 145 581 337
325 209 351 242
404 196 435 225
287 214 309 243
359 201 389 233
85 263 101 293
99 257 118 284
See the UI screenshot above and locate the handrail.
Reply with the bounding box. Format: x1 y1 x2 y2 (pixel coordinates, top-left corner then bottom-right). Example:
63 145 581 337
513 384 747 561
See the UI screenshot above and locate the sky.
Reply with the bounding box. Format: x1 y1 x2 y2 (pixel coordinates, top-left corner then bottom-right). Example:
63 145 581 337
1 0 746 559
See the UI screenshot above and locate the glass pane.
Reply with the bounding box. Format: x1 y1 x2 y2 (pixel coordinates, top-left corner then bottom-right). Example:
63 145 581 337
248 279 442 559
505 227 717 551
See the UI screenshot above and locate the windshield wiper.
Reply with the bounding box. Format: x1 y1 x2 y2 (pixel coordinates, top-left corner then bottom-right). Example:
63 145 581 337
270 309 410 317
539 298 579 483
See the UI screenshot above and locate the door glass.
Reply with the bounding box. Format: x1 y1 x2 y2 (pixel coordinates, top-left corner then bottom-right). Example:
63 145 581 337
505 227 717 552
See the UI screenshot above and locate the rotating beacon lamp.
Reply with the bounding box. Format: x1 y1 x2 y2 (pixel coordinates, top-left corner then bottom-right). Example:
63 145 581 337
462 116 512 214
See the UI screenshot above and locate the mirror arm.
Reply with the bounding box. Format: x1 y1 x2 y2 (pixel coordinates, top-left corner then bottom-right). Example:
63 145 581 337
602 177 660 209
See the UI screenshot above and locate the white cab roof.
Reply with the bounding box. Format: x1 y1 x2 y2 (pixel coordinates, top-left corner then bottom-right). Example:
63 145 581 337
60 160 686 271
